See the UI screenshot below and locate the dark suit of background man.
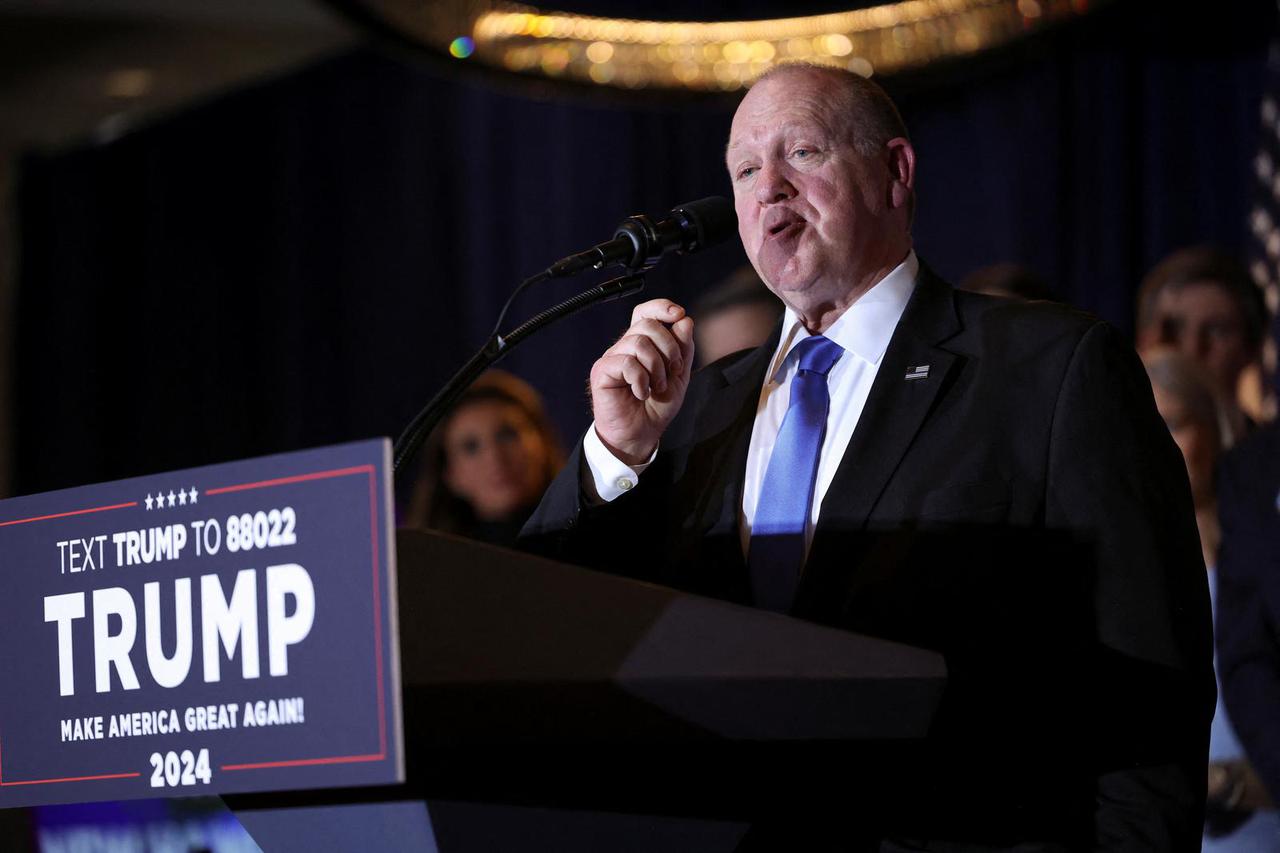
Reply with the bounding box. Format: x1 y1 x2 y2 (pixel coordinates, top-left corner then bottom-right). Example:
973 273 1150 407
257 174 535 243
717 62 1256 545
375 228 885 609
524 63 1214 850
1216 423 1280 806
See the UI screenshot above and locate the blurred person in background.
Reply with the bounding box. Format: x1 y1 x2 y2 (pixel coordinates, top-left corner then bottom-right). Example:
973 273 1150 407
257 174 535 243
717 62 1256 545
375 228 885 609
1136 246 1269 439
1144 348 1279 850
693 265 784 367
959 262 1053 302
405 370 564 548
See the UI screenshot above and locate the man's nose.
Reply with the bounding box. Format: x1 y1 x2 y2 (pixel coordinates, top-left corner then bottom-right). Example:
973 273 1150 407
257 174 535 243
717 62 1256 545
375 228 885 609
1176 331 1207 360
754 162 795 204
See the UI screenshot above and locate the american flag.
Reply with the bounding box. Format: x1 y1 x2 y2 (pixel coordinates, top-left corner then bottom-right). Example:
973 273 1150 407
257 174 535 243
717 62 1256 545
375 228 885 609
1248 16 1280 420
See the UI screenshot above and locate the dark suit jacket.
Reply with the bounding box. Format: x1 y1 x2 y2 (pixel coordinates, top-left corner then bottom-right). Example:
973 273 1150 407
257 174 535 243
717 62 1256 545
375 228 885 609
524 266 1214 850
1216 423 1280 800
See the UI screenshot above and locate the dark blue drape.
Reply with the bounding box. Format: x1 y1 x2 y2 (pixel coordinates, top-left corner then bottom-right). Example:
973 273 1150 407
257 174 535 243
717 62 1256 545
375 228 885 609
14 2 1273 496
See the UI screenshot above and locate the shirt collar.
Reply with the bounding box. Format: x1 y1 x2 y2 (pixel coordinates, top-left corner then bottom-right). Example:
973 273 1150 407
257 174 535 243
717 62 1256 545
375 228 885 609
769 251 919 382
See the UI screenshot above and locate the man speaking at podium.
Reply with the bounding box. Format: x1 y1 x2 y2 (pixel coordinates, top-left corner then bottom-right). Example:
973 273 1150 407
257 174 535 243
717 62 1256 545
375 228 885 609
524 63 1212 850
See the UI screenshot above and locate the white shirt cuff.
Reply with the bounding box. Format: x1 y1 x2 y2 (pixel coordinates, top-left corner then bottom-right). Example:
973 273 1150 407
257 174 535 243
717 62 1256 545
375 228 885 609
581 423 656 503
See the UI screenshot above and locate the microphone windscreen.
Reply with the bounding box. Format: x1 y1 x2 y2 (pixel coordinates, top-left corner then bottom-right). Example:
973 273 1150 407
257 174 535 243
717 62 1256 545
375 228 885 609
672 196 737 253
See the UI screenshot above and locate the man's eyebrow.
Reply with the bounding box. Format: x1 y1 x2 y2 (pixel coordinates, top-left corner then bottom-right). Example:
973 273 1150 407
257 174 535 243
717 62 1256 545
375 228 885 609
725 135 756 165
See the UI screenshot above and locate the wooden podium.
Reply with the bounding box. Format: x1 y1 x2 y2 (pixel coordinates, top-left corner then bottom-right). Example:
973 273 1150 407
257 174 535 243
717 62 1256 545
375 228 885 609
226 529 947 851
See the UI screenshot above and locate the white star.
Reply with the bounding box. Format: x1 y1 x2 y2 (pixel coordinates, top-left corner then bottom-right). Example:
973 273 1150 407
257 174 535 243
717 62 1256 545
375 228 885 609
188 487 198 504
145 493 154 510
1252 259 1270 286
177 489 187 506
167 490 176 507
1252 208 1272 236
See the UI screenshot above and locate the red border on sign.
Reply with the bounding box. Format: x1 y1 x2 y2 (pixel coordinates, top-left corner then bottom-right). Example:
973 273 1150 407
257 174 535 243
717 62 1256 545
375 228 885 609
0 462 389 787
2 771 142 787
0 501 137 528
204 466 375 497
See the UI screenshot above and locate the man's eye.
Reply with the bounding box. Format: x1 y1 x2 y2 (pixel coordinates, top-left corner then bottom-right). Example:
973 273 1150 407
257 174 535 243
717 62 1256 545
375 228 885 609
736 166 757 180
1205 322 1240 341
791 147 812 159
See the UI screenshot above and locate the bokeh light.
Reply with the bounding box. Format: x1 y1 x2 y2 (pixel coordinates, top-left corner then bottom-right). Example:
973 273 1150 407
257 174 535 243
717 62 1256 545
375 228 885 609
468 1 1101 91
449 36 475 58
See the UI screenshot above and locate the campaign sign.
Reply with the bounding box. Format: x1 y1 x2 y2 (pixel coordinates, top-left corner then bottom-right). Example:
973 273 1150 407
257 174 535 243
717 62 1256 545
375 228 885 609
0 439 402 808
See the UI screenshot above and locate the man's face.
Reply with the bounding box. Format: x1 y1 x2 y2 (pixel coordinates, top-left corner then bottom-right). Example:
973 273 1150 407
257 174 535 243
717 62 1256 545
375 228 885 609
726 70 901 319
1137 281 1255 398
695 302 780 366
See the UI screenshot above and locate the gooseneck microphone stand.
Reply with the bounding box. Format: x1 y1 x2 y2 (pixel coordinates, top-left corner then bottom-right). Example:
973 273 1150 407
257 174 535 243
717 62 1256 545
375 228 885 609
391 271 646 476
391 196 735 477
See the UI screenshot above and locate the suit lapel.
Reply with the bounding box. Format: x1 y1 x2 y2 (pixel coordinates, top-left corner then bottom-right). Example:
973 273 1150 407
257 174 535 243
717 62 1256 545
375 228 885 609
805 266 963 564
688 326 779 550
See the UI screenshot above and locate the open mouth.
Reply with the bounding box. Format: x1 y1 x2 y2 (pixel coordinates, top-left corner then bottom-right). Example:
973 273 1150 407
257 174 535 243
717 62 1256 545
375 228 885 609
764 210 805 240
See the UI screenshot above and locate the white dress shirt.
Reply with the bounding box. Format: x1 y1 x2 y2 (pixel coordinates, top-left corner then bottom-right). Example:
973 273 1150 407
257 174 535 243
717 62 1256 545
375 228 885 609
584 251 919 557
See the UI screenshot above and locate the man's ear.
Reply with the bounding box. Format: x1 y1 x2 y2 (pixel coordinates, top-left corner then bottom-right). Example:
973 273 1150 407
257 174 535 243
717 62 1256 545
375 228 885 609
886 137 915 212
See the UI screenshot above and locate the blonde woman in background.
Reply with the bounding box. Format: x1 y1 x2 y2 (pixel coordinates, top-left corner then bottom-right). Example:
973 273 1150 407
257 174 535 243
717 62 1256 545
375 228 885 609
405 370 563 548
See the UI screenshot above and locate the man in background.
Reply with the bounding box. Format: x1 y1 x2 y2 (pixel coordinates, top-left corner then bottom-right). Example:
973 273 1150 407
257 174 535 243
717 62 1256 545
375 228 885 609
1136 246 1269 437
693 266 783 367
959 262 1053 302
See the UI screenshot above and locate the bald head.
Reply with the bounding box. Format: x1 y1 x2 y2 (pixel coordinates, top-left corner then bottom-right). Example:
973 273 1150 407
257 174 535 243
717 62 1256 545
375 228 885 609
751 63 911 158
726 63 916 332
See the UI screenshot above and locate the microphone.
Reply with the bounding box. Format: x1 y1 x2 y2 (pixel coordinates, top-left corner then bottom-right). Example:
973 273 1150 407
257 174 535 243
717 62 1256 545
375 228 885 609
547 196 736 278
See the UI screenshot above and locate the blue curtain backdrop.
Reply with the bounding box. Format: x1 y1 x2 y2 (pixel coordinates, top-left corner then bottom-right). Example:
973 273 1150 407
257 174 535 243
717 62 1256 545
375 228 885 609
14 2 1274 497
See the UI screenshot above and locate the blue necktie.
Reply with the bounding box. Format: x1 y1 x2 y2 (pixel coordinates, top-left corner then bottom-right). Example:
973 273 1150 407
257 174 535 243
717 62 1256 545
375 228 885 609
748 335 844 612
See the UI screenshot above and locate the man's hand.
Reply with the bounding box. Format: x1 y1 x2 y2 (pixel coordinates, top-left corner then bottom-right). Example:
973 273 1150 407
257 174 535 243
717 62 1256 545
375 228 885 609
590 299 695 466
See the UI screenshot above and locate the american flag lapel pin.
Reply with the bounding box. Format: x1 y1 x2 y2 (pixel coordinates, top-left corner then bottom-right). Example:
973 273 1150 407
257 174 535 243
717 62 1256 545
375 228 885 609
904 364 930 381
